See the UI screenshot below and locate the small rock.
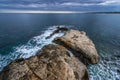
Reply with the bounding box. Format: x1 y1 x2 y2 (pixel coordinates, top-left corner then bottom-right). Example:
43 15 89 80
46 26 68 39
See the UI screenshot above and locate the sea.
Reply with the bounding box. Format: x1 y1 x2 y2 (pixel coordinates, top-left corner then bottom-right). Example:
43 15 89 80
0 13 120 80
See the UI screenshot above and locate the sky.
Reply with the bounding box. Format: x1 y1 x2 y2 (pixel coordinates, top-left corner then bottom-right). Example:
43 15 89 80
0 0 120 12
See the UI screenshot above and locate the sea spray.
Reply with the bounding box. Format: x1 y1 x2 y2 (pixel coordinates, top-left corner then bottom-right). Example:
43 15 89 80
0 25 66 71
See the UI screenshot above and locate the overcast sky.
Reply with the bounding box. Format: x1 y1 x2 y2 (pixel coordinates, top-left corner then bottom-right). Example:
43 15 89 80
0 0 120 11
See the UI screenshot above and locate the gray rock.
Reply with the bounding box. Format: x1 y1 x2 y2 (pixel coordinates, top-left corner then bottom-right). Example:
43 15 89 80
53 29 99 64
0 44 89 80
46 26 68 39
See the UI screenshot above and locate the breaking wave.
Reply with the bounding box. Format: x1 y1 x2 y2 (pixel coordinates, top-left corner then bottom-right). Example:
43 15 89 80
0 25 120 80
0 25 66 71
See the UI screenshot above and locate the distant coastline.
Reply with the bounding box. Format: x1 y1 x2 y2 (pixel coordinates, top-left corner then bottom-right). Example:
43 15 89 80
88 12 120 14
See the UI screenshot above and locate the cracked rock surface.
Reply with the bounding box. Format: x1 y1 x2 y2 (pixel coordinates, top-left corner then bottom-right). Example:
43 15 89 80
54 30 99 64
0 29 99 80
0 44 89 80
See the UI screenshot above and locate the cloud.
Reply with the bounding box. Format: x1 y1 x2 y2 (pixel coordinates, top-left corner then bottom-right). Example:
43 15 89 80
0 0 120 9
0 3 47 8
99 0 120 5
61 0 120 6
61 2 95 6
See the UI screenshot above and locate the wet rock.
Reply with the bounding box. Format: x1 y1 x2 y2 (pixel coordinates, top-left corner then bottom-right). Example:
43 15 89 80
0 44 89 80
53 29 99 64
46 26 68 39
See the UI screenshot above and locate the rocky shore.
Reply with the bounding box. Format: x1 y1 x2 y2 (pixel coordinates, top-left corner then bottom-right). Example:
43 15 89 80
0 29 99 80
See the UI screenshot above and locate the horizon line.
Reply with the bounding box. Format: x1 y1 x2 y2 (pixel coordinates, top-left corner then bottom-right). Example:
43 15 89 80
0 10 83 14
0 9 120 14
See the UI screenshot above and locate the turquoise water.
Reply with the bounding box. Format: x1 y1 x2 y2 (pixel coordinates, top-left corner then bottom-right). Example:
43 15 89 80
0 13 120 80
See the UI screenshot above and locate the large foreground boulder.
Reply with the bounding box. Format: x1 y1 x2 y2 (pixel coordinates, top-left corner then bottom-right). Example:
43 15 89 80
0 44 89 80
53 30 99 64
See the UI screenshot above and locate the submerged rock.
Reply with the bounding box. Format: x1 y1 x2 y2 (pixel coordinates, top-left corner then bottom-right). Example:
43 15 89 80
53 29 99 64
0 44 89 80
46 26 68 39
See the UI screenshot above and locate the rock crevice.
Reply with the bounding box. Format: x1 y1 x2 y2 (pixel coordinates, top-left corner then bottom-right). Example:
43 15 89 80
53 29 99 64
0 29 99 80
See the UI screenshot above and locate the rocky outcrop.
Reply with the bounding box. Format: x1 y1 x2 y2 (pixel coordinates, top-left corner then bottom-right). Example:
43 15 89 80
0 29 99 80
0 44 89 80
53 30 99 64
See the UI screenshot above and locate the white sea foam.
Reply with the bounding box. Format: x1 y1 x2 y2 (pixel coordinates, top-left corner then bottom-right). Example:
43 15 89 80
0 25 120 80
0 25 66 70
14 25 65 58
88 44 120 80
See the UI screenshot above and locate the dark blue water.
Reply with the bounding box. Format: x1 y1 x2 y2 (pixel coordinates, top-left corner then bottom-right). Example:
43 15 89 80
0 13 120 80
